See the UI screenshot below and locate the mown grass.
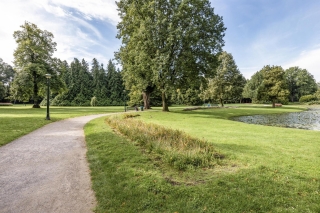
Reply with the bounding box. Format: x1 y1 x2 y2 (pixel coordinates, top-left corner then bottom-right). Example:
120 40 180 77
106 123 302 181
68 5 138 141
85 105 320 212
0 104 123 146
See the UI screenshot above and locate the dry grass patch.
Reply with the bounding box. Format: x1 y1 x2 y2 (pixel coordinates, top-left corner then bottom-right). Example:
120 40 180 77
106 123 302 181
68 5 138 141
106 115 224 170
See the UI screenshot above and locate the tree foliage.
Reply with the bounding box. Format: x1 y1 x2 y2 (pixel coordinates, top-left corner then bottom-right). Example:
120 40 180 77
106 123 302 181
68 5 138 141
200 52 246 106
11 21 64 108
0 58 15 101
285 67 317 102
244 66 317 104
0 58 14 84
257 65 289 107
116 0 226 111
50 58 125 106
242 70 264 103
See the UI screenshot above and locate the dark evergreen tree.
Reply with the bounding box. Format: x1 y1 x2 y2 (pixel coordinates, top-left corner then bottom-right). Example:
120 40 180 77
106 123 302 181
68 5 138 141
106 60 126 105
91 59 108 105
51 58 126 106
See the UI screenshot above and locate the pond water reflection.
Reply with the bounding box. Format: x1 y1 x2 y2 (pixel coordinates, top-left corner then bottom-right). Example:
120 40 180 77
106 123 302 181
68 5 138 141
233 108 320 131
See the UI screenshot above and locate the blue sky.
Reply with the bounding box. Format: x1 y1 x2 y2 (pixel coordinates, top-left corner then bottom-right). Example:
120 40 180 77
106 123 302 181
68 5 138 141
0 0 319 81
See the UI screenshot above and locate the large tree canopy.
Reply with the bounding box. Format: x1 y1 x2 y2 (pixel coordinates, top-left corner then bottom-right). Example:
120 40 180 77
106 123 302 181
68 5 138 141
285 67 317 102
11 21 64 108
200 52 246 106
116 0 226 111
257 65 289 108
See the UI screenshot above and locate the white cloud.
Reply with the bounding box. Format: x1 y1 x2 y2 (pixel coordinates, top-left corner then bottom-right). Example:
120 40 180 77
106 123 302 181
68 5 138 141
0 0 119 67
283 47 320 82
50 0 119 24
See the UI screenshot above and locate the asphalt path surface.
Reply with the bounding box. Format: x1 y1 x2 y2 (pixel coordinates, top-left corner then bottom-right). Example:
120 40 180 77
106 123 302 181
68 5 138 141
0 114 109 213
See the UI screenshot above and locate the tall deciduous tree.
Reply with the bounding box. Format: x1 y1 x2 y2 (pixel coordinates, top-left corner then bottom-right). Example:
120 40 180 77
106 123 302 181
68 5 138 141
200 52 246 106
285 67 317 102
0 58 15 101
242 70 264 103
116 0 226 111
12 21 59 108
257 65 289 108
0 58 14 85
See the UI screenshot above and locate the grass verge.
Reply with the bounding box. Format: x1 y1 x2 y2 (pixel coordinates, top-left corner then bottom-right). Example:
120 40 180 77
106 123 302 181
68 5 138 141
0 105 123 147
85 105 320 212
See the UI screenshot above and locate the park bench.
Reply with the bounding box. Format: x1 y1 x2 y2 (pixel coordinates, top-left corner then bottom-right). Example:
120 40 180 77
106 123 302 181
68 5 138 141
126 106 137 111
126 106 144 111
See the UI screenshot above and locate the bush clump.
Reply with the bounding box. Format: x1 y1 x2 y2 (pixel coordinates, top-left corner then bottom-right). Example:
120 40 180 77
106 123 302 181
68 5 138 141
299 95 316 103
106 115 224 170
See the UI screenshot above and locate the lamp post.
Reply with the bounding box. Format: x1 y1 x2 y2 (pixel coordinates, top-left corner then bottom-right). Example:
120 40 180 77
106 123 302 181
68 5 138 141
45 74 51 120
123 90 126 112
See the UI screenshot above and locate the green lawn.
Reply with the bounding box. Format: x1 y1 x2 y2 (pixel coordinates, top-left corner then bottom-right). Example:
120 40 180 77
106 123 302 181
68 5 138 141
85 105 320 212
0 104 123 146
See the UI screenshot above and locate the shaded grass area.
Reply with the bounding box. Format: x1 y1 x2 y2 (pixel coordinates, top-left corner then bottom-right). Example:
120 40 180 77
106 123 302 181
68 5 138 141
0 104 123 146
85 105 320 212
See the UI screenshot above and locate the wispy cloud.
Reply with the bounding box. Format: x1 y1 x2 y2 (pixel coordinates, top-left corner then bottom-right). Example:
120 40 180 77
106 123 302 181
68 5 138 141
0 0 119 67
50 0 119 24
283 47 320 82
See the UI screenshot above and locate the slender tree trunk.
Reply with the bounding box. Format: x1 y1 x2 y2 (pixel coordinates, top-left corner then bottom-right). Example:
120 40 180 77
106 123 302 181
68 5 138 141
32 72 40 108
272 100 275 108
162 91 169 112
220 98 224 107
142 91 150 109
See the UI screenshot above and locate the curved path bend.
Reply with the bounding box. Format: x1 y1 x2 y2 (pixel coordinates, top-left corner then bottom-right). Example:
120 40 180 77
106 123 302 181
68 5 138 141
0 114 110 213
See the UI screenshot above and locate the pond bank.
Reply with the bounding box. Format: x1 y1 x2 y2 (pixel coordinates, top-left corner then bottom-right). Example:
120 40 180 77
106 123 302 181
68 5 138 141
233 106 320 131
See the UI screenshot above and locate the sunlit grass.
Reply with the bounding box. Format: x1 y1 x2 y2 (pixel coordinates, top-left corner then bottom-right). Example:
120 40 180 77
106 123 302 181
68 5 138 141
0 104 123 146
85 104 320 212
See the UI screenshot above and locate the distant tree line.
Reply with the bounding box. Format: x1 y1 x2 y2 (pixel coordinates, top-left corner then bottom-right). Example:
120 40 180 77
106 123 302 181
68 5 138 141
1 21 319 108
242 65 318 106
47 58 126 106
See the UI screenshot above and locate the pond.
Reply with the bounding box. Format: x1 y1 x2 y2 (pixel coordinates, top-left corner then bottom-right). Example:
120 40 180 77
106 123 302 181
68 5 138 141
232 108 320 131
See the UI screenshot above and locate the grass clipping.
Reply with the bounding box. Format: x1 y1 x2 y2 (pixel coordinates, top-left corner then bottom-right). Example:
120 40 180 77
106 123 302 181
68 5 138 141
106 114 224 170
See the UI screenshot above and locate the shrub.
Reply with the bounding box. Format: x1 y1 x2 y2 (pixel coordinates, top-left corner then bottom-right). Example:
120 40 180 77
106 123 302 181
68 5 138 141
91 96 97 106
105 115 224 170
299 95 316 103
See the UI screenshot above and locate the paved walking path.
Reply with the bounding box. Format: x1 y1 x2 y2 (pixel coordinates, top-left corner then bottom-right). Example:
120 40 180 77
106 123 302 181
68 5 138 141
0 114 109 213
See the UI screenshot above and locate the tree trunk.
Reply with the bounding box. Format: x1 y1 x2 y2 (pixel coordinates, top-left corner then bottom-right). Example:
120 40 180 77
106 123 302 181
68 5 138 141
142 91 151 109
272 100 275 108
32 73 40 108
142 85 155 109
162 91 169 112
220 98 224 107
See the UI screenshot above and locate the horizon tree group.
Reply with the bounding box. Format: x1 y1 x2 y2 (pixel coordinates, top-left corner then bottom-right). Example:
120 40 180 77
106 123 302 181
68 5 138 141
1 19 319 108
